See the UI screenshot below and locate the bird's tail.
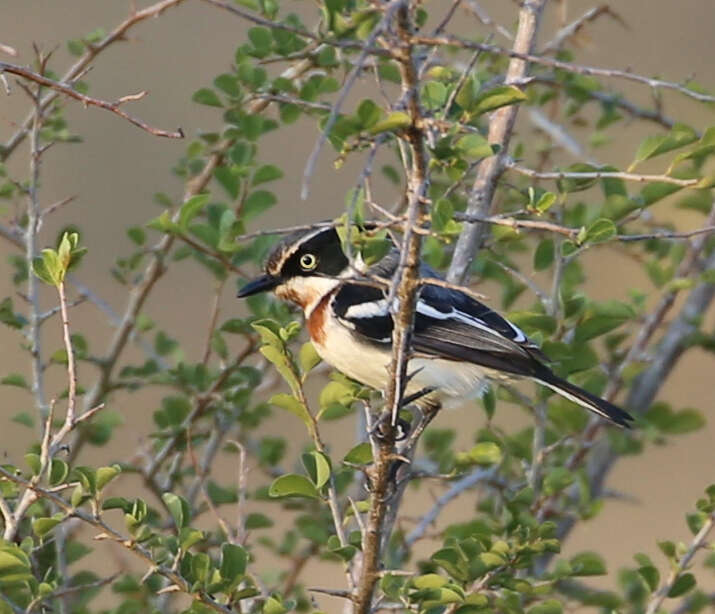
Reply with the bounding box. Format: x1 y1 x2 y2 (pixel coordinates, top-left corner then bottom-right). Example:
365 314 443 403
535 372 634 428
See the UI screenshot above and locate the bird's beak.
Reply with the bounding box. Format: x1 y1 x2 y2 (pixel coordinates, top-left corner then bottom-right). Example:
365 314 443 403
237 274 280 298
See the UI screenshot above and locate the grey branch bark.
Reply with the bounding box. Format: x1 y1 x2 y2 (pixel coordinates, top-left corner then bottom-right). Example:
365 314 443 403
447 0 546 284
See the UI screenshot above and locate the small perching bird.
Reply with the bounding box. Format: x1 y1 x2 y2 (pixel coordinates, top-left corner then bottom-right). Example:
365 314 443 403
238 225 633 428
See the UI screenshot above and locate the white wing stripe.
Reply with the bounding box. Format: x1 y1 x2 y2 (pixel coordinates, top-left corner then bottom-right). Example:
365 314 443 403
415 300 528 343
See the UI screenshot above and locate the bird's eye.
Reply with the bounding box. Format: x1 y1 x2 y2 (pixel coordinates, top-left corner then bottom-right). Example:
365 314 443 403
299 253 318 271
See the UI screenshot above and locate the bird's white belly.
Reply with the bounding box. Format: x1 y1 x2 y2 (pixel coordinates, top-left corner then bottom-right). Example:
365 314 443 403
312 316 496 407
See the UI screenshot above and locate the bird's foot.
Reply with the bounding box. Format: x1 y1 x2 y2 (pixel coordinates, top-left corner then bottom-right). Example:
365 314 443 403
369 413 411 442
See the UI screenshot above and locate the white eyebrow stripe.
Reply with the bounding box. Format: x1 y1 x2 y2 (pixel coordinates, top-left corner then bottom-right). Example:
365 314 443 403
415 300 528 343
267 227 330 274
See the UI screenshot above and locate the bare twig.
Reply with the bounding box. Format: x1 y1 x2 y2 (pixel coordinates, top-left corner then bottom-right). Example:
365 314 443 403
57 281 77 427
413 35 715 104
0 62 183 138
403 467 496 548
541 5 626 54
506 162 700 188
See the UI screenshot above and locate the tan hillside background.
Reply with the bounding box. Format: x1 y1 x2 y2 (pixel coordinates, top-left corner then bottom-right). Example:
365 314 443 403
1 0 713 608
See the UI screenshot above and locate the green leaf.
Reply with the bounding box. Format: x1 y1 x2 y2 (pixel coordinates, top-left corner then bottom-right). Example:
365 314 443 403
569 551 606 576
1 373 28 388
657 540 676 559
638 565 660 591
470 85 527 116
455 134 493 158
192 88 223 107
543 467 574 494
243 190 277 220
268 474 320 499
179 527 204 551
583 218 617 244
298 342 321 375
245 513 274 529
220 543 248 582
534 239 555 270
528 600 563 614
344 442 373 465
356 99 382 129
412 574 448 589
432 198 455 232
535 191 557 213
179 194 211 230
269 393 313 431
96 464 121 491
631 123 698 168
147 210 181 234
162 493 191 529
422 81 447 109
25 453 41 475
252 164 284 186
369 111 410 134
248 27 273 55
668 573 696 598
261 346 301 394
263 596 288 614
431 547 470 582
0 297 27 329
32 517 61 538
301 450 331 489
49 459 69 486
459 442 502 466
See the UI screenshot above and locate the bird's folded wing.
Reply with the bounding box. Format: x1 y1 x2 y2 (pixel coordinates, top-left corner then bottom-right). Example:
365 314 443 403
332 281 550 378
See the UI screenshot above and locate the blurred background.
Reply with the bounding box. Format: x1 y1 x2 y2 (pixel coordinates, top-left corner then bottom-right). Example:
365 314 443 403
1 0 713 600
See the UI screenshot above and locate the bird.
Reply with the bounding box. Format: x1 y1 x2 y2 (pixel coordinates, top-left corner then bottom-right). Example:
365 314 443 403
237 224 633 428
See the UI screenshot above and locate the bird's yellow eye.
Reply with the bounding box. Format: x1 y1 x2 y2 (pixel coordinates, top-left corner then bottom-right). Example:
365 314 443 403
299 253 318 270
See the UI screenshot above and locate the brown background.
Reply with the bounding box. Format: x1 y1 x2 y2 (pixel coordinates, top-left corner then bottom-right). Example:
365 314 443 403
1 0 714 608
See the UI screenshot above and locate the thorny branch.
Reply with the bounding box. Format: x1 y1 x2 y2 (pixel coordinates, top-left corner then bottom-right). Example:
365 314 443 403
355 3 431 612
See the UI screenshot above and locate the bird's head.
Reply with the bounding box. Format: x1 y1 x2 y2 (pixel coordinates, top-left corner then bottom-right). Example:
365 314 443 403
237 225 353 313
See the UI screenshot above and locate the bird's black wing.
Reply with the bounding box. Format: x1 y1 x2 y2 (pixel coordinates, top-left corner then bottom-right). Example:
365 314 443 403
332 280 633 428
332 280 547 377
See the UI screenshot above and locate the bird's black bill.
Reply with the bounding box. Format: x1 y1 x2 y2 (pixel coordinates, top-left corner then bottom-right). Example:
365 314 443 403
237 274 279 298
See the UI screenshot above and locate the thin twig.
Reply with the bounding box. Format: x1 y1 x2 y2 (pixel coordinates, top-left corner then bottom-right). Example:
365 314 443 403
0 62 183 138
403 467 495 548
507 162 700 188
413 34 715 103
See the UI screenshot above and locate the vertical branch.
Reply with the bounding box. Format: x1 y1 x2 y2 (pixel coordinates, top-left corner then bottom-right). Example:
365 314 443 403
25 89 47 420
355 3 431 612
447 0 547 284
57 281 77 427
